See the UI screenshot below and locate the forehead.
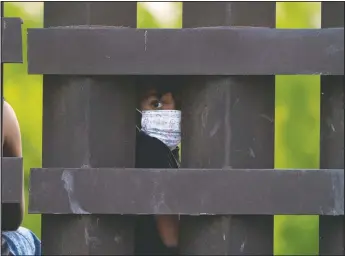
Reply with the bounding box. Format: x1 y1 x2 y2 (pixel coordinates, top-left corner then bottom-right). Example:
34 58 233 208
143 88 159 97
139 87 173 99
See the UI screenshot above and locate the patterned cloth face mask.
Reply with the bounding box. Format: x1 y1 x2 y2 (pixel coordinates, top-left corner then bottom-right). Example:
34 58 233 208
140 110 181 150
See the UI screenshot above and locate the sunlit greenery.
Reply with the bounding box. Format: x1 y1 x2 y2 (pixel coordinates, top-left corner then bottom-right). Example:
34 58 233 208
3 2 321 255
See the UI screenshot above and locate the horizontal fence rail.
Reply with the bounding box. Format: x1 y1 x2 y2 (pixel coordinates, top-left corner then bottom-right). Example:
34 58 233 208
1 17 23 63
29 168 344 215
27 27 344 75
2 157 23 203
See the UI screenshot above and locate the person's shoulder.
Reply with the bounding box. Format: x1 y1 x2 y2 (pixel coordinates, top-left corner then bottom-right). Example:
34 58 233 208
3 101 20 131
3 100 17 119
136 131 174 168
136 131 169 151
136 131 171 158
2 100 22 156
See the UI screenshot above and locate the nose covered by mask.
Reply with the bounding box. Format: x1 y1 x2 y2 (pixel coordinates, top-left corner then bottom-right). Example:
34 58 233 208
139 110 181 150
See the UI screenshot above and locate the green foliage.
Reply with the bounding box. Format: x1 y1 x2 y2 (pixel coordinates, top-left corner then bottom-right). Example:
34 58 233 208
275 3 321 255
137 3 161 28
3 2 321 255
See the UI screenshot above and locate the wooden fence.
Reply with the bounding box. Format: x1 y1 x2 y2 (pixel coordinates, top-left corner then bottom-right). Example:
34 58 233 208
1 2 344 255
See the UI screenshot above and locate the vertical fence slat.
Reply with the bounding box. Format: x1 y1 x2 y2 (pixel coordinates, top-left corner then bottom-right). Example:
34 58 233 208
41 3 137 255
319 2 344 255
180 2 275 255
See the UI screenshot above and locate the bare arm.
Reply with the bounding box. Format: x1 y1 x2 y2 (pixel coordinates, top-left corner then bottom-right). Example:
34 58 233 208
3 101 22 157
2 101 24 229
156 215 179 247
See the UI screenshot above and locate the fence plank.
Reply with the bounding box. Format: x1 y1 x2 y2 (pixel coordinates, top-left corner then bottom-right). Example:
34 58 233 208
2 157 23 231
29 168 344 215
1 17 23 63
27 27 344 75
180 2 275 255
2 157 23 204
39 2 137 255
319 2 344 255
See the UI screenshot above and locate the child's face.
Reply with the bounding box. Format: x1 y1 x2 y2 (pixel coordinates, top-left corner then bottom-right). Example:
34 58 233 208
140 88 176 111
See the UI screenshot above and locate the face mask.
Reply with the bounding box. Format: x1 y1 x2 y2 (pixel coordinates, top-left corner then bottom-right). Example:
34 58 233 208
140 110 181 150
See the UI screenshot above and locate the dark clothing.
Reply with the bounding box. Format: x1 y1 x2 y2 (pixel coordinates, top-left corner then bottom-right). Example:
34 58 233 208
134 131 179 255
136 131 180 169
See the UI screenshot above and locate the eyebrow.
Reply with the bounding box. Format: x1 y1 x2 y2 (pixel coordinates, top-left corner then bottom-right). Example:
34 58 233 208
141 88 173 101
146 92 159 98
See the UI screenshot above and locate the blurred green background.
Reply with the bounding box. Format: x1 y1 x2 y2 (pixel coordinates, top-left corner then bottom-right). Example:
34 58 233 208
3 2 321 255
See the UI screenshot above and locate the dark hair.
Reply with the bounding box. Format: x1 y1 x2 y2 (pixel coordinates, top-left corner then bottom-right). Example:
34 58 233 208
136 76 182 110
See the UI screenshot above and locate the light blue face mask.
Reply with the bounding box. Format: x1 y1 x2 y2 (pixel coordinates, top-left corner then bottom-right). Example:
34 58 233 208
138 109 181 150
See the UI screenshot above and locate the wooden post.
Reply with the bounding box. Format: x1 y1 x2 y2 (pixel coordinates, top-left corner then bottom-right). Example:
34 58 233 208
319 2 344 255
41 3 137 255
180 2 275 255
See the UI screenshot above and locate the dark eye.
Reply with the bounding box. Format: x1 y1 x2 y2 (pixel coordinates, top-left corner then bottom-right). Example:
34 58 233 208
152 100 162 109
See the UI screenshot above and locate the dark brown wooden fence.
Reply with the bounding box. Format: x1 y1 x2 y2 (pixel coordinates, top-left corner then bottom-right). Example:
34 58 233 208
1 2 344 255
